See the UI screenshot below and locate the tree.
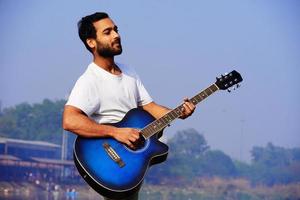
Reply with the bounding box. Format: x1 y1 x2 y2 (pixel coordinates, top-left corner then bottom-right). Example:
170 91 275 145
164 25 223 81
146 129 209 184
202 150 237 177
249 143 300 185
167 128 209 158
0 99 66 144
251 142 293 167
146 128 237 184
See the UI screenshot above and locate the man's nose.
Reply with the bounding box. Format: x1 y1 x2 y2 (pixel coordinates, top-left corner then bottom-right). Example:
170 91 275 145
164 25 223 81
112 30 120 39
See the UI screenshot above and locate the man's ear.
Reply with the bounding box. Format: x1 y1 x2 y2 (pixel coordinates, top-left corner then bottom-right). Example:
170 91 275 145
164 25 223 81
86 38 96 49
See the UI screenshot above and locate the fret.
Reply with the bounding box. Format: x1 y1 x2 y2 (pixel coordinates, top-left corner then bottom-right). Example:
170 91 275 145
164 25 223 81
169 111 177 119
160 118 167 126
160 116 169 126
194 95 202 104
157 120 164 128
168 112 176 120
212 84 219 91
171 110 178 119
164 114 172 125
152 122 158 130
200 92 207 98
156 120 165 130
203 90 209 96
143 128 150 138
141 129 150 138
145 129 152 138
214 84 219 91
151 120 163 131
204 88 212 95
208 86 213 93
210 85 217 92
163 114 170 122
148 125 156 135
167 112 174 120
191 98 197 105
193 95 202 103
174 107 182 117
156 120 163 128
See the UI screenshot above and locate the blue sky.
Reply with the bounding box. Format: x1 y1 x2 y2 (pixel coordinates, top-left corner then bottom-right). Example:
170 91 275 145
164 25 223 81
1 0 299 161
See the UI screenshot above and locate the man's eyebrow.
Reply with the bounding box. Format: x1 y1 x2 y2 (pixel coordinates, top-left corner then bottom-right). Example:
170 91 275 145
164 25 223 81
102 25 118 32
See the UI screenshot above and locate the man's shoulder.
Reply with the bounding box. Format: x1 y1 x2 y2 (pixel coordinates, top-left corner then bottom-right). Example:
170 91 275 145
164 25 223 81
74 64 99 86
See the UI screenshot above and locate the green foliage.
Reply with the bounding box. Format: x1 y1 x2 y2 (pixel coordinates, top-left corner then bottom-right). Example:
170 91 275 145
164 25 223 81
146 129 237 184
234 160 252 178
147 130 300 186
243 142 300 186
202 150 237 177
251 142 293 167
0 99 66 144
1 100 299 187
167 128 209 157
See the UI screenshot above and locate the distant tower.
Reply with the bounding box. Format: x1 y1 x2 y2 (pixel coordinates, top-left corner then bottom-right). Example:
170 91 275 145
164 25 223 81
61 130 68 161
61 130 68 178
0 100 2 113
239 119 245 161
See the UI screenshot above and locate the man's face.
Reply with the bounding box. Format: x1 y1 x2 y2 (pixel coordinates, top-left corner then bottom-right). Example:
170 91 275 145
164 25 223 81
93 18 122 57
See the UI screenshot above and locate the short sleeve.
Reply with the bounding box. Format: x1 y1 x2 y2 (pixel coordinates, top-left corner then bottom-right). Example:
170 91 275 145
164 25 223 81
136 77 153 106
66 76 100 116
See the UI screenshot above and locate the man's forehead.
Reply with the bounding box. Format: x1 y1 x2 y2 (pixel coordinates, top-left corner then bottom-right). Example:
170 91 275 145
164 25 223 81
93 18 116 31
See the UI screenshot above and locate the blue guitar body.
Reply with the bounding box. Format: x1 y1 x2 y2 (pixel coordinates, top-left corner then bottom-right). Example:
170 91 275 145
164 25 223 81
73 108 168 199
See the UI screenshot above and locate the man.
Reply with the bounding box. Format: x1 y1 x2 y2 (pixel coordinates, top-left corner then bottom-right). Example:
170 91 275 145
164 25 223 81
63 12 195 200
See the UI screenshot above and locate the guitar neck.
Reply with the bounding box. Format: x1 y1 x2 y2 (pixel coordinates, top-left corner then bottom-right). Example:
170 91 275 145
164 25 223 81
141 83 220 139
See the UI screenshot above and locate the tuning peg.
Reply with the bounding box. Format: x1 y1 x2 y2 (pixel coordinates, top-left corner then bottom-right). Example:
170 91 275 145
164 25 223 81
216 76 223 82
233 84 241 90
227 88 231 93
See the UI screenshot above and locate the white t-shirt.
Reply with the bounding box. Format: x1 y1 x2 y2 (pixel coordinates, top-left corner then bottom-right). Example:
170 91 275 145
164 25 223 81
66 62 153 124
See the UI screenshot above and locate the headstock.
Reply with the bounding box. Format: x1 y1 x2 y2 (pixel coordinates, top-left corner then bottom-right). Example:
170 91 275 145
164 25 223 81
215 70 243 91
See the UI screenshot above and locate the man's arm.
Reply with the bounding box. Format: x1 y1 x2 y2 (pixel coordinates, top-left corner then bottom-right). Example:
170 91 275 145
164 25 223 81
62 105 139 149
140 102 171 119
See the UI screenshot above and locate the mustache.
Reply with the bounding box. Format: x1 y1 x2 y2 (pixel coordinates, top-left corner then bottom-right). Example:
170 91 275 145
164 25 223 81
112 38 121 45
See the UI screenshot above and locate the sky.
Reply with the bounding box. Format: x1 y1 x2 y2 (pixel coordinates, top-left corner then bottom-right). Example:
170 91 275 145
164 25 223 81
0 0 299 162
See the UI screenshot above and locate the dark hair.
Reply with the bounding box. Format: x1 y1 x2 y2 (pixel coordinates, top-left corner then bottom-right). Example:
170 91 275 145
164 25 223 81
77 12 109 53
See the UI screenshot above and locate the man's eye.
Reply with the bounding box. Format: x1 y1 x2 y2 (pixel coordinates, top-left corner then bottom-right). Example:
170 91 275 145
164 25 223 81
104 31 110 35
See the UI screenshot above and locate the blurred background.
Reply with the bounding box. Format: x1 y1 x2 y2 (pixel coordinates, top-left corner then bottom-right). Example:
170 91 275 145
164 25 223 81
0 0 299 199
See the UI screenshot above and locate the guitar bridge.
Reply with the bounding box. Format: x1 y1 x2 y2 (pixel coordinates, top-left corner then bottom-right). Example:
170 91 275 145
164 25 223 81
103 142 125 168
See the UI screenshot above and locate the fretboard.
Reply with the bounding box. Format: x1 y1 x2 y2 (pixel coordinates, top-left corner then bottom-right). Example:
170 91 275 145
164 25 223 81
141 83 219 139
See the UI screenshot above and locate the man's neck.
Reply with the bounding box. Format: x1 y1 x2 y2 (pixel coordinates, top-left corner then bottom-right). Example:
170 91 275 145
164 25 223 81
93 55 120 75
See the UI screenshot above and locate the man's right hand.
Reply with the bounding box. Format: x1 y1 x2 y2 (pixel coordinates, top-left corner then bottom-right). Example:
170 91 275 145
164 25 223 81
112 128 140 149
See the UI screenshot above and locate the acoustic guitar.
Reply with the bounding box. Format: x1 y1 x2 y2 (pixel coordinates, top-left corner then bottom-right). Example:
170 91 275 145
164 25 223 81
73 70 243 199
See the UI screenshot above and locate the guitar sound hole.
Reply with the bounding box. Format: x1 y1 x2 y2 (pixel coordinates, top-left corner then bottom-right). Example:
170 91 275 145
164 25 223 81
131 137 146 151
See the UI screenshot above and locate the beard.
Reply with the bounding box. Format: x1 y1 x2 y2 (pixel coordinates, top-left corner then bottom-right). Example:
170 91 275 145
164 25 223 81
96 39 122 57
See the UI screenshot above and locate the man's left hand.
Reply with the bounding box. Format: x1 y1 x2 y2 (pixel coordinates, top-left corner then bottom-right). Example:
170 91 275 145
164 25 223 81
179 98 196 119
